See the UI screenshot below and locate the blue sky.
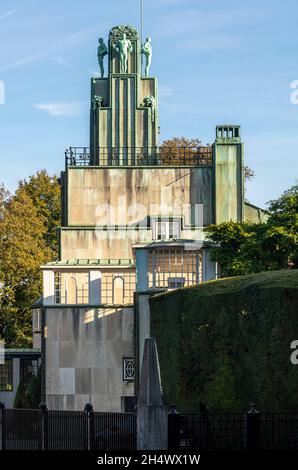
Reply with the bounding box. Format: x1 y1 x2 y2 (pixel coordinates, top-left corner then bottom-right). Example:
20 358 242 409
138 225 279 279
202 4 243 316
0 0 297 208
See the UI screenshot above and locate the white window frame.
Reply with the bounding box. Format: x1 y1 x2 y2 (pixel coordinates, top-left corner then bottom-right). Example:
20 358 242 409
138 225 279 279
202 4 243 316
152 219 181 240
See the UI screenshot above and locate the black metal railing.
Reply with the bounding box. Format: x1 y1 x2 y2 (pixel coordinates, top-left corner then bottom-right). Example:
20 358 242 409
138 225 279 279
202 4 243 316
2 402 296 451
65 146 213 167
0 403 136 451
93 411 137 450
168 404 298 451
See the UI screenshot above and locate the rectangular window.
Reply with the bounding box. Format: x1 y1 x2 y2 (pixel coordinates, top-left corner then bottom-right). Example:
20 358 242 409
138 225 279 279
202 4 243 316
168 221 180 239
54 272 62 304
167 277 185 289
0 359 13 391
33 309 41 333
148 248 202 289
154 220 180 240
54 271 89 305
101 271 136 305
20 359 38 382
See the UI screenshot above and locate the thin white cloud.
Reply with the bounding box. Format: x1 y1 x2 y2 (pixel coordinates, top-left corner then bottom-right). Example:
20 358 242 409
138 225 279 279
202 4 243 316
35 101 86 117
62 28 96 48
0 8 18 21
0 53 43 71
0 28 95 72
52 56 75 70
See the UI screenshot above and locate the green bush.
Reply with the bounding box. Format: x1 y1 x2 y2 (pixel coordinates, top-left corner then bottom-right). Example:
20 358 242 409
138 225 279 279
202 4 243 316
150 270 298 412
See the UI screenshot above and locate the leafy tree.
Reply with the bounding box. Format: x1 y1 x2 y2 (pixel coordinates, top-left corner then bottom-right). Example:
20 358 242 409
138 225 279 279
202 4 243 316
17 170 61 252
161 137 254 181
0 171 60 347
0 184 10 219
244 166 255 182
207 184 298 276
267 183 298 233
161 137 202 149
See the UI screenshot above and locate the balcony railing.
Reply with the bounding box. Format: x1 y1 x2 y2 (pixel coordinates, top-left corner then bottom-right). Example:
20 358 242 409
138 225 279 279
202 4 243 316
65 146 213 167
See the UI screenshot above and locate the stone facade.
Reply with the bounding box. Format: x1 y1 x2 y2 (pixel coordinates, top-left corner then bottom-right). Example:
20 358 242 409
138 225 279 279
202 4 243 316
45 306 134 411
38 25 265 411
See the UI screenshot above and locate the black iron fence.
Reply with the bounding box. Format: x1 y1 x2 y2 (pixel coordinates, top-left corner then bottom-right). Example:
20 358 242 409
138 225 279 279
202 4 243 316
168 404 298 451
65 146 213 167
1 402 298 451
0 403 136 451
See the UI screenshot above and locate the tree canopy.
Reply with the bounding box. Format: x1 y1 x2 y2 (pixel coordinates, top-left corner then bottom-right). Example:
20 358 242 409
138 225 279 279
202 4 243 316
0 170 60 347
207 184 298 277
161 136 254 181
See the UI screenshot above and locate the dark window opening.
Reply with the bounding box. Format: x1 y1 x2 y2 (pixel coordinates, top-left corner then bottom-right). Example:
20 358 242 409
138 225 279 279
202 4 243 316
0 359 13 391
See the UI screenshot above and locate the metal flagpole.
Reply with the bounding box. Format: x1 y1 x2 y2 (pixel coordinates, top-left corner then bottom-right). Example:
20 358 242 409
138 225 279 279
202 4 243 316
141 0 144 75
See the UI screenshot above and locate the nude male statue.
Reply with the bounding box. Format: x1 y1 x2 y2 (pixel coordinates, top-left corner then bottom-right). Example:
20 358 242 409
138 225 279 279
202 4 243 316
114 33 133 73
142 37 152 78
97 37 108 78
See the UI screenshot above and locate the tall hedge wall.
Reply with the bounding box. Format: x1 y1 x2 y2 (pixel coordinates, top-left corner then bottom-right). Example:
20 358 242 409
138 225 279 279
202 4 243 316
150 270 298 412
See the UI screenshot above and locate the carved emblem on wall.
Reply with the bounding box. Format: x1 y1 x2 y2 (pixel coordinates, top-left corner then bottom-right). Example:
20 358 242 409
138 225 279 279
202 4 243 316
109 25 140 40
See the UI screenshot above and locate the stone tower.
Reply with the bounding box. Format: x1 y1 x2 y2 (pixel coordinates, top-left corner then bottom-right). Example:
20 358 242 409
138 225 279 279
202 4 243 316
90 25 158 165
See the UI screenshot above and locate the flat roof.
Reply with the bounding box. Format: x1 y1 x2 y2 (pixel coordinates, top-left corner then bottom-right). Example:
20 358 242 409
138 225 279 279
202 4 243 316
43 258 135 267
4 348 41 358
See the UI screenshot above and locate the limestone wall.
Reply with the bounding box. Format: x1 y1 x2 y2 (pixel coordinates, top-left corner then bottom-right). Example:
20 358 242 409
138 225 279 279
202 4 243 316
66 167 213 225
45 306 134 411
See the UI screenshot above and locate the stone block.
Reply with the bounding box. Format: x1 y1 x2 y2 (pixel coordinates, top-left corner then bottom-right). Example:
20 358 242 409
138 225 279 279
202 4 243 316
75 368 91 394
58 368 75 394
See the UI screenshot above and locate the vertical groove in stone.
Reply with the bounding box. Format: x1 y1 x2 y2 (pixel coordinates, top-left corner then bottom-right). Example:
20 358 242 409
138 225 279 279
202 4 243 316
124 79 128 164
131 77 136 152
127 77 131 155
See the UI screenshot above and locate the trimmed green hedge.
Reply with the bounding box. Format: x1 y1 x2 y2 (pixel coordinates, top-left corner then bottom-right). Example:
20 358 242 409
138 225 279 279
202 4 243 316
150 270 298 412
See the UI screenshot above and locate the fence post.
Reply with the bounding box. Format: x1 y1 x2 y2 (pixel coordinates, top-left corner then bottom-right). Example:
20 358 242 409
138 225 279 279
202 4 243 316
84 403 94 451
246 403 260 450
39 402 48 450
0 402 5 450
168 404 180 450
